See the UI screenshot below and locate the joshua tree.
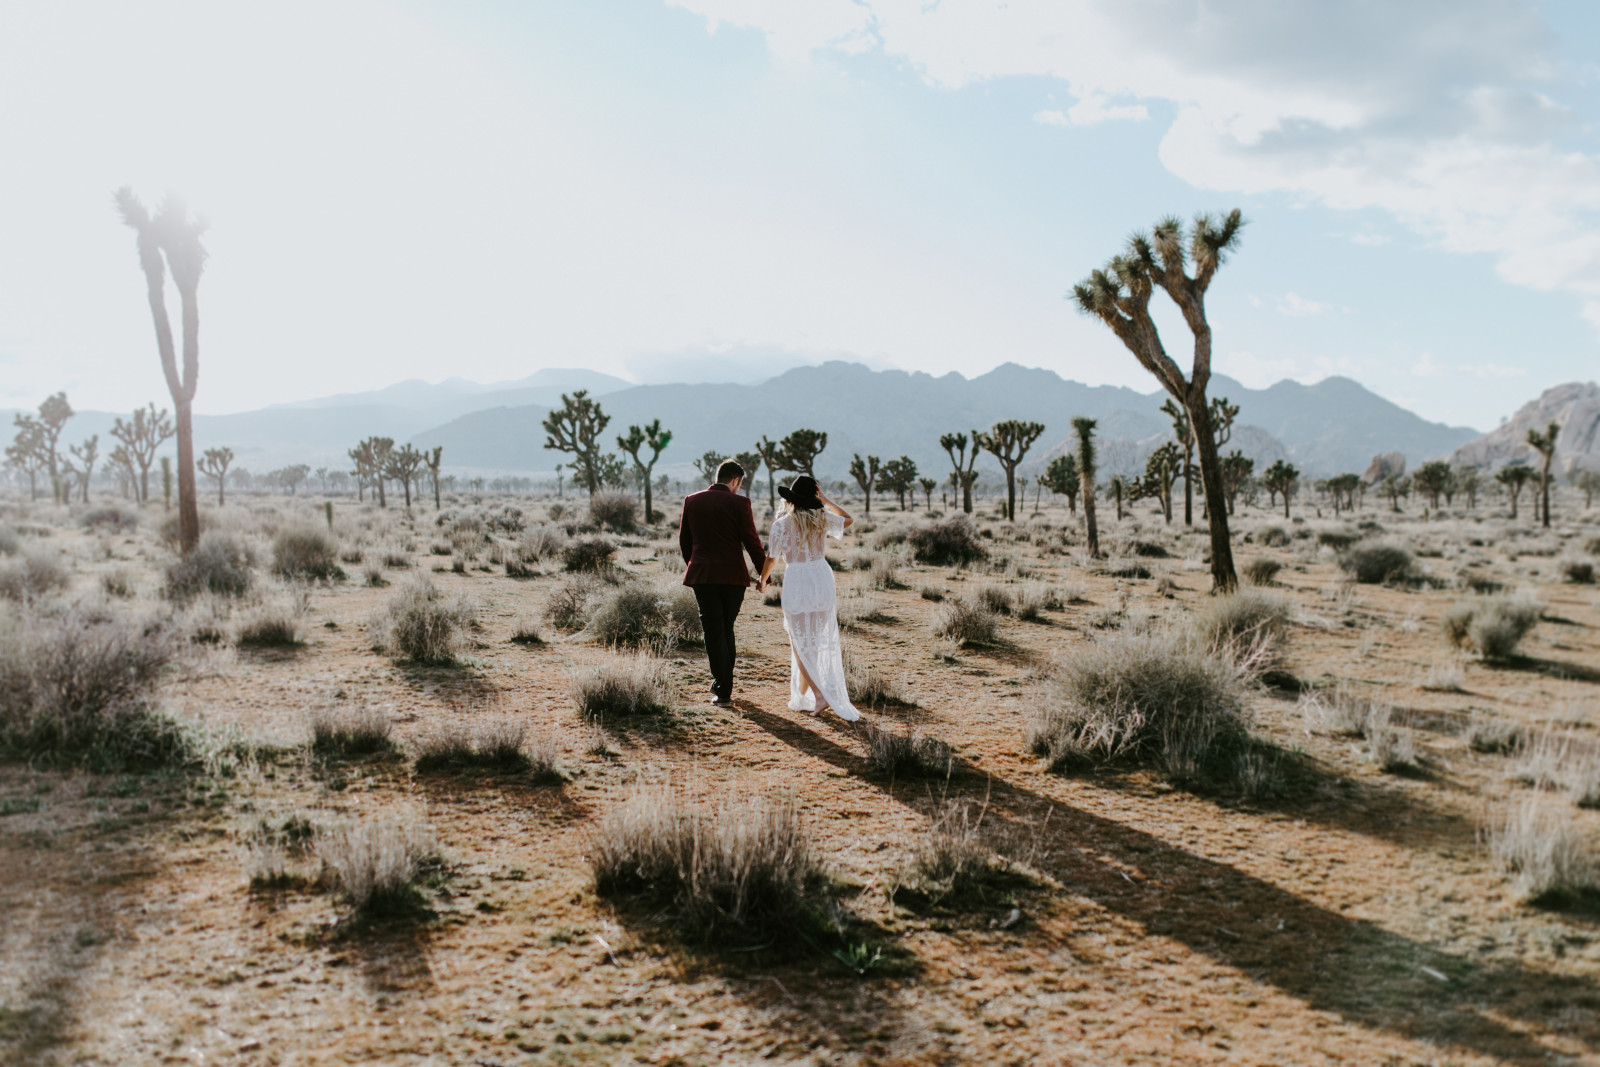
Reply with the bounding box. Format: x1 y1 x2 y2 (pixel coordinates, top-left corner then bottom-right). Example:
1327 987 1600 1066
1527 420 1560 528
1575 469 1600 509
109 402 174 503
160 456 173 510
877 456 918 510
425 446 444 509
115 190 207 552
694 450 723 484
1043 453 1079 513
1220 451 1253 515
1107 474 1127 521
1454 465 1482 509
1071 416 1100 557
918 476 936 510
1158 398 1196 526
1496 463 1534 520
1326 473 1362 514
777 429 828 480
977 420 1044 521
1138 443 1182 524
940 432 981 514
734 451 762 499
1411 460 1453 511
1261 459 1299 519
198 446 233 505
755 436 784 514
541 390 612 496
1379 473 1406 512
1073 210 1246 590
350 437 394 506
849 453 881 515
384 445 424 507
67 435 99 503
617 419 672 522
6 417 47 501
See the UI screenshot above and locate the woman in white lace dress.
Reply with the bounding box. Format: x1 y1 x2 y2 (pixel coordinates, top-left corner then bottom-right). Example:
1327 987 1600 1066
756 476 860 721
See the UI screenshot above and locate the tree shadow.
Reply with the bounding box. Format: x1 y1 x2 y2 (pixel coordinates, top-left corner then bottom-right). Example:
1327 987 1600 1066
1497 655 1600 684
395 663 500 701
739 706 1600 1064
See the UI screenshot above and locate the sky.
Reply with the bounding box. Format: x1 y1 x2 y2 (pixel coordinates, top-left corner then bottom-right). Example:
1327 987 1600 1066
3 0 1599 432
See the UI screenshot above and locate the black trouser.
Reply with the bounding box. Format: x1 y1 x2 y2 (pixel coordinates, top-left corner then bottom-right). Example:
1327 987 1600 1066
692 584 745 701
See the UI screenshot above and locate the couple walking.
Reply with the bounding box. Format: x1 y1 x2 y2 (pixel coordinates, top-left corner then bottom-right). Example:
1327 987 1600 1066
678 459 860 721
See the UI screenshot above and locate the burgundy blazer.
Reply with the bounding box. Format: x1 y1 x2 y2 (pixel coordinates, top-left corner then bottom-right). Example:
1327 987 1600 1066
679 483 766 587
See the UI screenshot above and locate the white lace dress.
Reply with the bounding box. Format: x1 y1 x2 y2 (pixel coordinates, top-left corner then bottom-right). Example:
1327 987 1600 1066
769 511 860 721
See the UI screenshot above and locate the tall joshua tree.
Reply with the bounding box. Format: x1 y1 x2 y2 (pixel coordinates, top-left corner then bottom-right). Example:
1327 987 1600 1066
1261 459 1299 519
110 402 174 503
1158 398 1196 526
425 446 444 509
1107 474 1127 521
940 432 980 514
1044 453 1079 512
1527 420 1559 529
977 420 1044 522
1072 417 1100 557
68 435 99 503
918 476 936 510
385 445 425 508
754 436 784 514
778 429 827 480
1073 210 1246 590
198 446 233 505
617 419 672 522
734 451 762 499
6 417 46 501
542 390 611 496
878 456 918 510
849 453 880 515
1496 464 1534 520
115 189 206 553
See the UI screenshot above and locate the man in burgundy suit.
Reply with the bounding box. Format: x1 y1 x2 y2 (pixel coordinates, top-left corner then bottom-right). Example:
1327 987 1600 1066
679 459 767 706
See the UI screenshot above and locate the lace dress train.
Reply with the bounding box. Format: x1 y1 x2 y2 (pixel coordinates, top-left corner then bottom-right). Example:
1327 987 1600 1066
769 512 859 721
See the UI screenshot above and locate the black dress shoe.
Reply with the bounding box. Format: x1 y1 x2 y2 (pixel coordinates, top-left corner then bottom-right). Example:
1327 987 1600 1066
711 696 732 707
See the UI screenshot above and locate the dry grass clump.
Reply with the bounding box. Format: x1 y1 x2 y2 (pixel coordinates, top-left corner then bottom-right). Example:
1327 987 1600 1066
918 584 945 602
1421 659 1467 692
907 514 988 566
975 583 1014 615
898 800 1024 906
1027 623 1260 785
589 490 638 531
101 567 136 599
369 576 477 665
1243 558 1283 585
1464 712 1527 755
1013 582 1065 622
235 603 305 648
413 719 559 779
308 703 395 759
165 530 254 601
564 535 618 573
272 525 344 581
0 606 188 772
591 786 820 943
509 617 544 645
361 555 387 586
1255 524 1291 547
1363 703 1420 773
584 581 702 649
317 815 441 915
1511 729 1600 807
572 654 674 722
933 597 1001 647
1189 589 1290 666
859 719 954 777
1441 593 1543 660
1338 539 1415 584
846 657 915 708
545 573 602 631
82 506 138 533
869 555 906 591
1485 795 1600 907
0 550 70 602
517 524 568 563
0 526 18 555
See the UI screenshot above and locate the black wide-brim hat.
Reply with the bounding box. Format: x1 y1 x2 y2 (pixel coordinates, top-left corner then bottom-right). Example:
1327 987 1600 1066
778 475 823 510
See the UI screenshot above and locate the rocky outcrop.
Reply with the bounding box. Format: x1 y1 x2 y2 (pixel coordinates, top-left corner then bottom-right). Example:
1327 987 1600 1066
1362 452 1406 484
1450 382 1600 475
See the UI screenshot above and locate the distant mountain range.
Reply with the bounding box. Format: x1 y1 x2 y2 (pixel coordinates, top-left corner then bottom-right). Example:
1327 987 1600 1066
5 359 1483 482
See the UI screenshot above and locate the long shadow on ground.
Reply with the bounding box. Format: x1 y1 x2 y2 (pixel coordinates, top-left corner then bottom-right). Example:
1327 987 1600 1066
741 705 1600 1065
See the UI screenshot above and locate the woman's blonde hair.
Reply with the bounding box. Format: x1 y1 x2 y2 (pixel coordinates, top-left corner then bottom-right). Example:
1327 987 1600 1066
779 501 829 542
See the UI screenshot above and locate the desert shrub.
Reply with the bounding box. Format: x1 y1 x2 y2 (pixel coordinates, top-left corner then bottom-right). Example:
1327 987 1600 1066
0 607 187 771
907 515 987 566
934 597 1000 647
1511 729 1600 807
1363 703 1419 773
859 719 953 777
1316 529 1359 550
414 719 559 779
845 657 914 708
1561 559 1595 584
564 535 618 573
1026 624 1259 785
905 800 994 901
585 582 702 649
158 509 211 550
518 524 567 562
1102 559 1153 580
1256 525 1291 547
1464 712 1526 755
1486 796 1600 907
572 655 674 722
918 584 945 602
591 786 819 943
165 530 254 602
1188 589 1290 666
83 506 138 533
1299 687 1384 738
272 525 343 581
1441 593 1542 660
1421 659 1466 692
1338 539 1414 584
0 526 17 556
1243 558 1282 585
509 618 544 645
361 556 387 586
589 490 638 531
317 816 440 914
236 604 304 648
0 551 70 602
546 574 602 631
370 576 477 665
975 583 1014 615
309 703 395 758
1583 535 1600 556
1013 582 1065 622
380 544 412 569
101 568 136 599
869 556 905 591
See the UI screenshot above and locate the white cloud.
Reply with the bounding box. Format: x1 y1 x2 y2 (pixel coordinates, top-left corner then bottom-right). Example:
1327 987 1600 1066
1217 350 1301 389
1032 109 1070 127
670 0 1600 338
1348 233 1391 246
1461 362 1528 378
1411 351 1444 377
1276 292 1335 317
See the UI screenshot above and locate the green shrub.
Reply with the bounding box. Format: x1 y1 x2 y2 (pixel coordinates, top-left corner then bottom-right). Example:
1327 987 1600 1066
370 576 477 665
585 582 702 649
1339 539 1414 584
273 525 344 581
589 490 638 531
907 515 988 566
165 530 254 601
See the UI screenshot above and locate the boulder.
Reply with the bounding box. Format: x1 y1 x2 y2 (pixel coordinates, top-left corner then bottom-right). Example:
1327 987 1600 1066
1451 382 1600 475
1362 451 1406 484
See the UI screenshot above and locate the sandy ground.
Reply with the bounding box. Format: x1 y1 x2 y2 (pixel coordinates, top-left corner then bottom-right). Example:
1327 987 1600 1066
2 495 1599 1066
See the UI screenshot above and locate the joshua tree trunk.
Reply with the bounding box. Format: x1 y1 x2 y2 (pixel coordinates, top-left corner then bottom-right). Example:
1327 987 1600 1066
1185 397 1236 589
1182 447 1193 526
